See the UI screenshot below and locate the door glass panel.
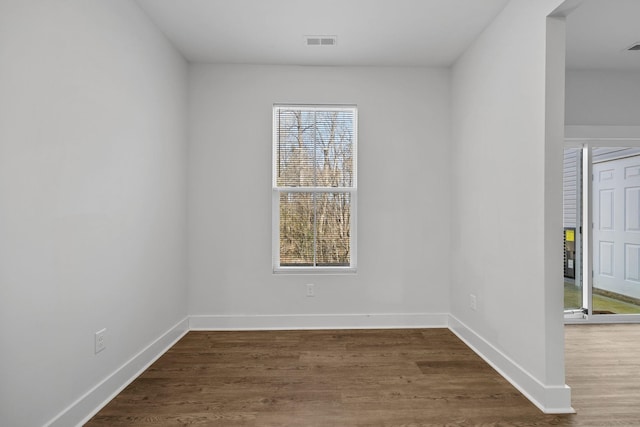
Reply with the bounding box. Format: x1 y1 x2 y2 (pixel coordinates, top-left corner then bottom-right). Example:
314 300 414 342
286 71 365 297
563 148 582 311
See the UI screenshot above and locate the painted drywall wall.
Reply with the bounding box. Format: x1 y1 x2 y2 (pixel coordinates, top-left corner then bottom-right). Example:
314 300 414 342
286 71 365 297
451 0 570 412
566 69 640 126
0 1 188 426
188 65 450 324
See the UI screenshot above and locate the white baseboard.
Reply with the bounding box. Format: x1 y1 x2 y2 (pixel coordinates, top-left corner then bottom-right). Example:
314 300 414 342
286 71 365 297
448 314 574 414
189 312 449 330
46 317 189 427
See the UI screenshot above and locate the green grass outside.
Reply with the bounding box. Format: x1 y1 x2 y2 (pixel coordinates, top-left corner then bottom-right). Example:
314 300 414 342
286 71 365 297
564 282 640 314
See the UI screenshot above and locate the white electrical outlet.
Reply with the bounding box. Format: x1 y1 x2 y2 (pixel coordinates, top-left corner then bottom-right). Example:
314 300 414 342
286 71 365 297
95 328 106 354
306 284 315 297
470 294 477 311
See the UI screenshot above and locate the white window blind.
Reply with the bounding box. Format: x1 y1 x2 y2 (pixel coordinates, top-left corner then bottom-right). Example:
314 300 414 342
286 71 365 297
273 105 357 272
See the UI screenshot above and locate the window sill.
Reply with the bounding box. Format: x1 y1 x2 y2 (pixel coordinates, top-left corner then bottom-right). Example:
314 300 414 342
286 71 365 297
273 267 357 275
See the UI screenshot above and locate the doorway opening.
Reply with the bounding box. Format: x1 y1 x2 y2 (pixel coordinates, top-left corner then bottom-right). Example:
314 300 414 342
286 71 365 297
564 143 640 321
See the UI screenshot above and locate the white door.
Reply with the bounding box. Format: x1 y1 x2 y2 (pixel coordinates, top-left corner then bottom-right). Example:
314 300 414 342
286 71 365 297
593 155 640 300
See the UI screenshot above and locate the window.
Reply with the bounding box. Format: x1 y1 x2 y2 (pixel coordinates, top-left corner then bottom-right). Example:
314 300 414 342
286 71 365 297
272 105 357 273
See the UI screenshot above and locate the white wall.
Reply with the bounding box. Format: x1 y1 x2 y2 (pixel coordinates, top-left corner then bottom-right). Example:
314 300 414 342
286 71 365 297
450 0 571 412
566 69 640 126
0 1 188 426
188 65 450 326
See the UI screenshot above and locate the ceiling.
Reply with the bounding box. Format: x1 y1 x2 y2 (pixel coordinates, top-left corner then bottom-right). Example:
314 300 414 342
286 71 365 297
135 0 509 67
135 0 640 70
566 0 640 70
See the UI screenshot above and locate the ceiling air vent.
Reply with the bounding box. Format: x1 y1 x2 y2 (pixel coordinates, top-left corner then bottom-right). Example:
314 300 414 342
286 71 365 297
627 42 640 51
305 36 337 46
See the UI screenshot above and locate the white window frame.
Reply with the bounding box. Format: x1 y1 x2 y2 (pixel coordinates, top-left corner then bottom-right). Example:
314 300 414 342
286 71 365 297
272 104 357 274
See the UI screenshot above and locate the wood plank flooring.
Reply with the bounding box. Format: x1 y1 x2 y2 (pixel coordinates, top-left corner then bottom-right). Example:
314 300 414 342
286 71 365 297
85 326 640 426
564 324 640 426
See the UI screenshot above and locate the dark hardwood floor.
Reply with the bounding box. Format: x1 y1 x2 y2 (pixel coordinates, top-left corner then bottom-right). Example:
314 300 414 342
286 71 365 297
85 326 640 426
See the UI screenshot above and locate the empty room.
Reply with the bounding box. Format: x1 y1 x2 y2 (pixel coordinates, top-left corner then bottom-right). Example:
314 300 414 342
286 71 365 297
1 0 639 426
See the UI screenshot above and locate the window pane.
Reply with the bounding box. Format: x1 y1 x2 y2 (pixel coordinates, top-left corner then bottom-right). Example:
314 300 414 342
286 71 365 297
276 110 315 187
316 192 351 266
276 108 354 188
315 111 354 188
279 192 314 266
